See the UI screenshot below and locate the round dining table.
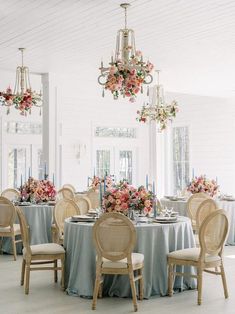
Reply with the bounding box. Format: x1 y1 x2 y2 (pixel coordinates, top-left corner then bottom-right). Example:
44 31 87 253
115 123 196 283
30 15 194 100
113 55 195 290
2 204 54 254
161 198 235 245
64 216 196 299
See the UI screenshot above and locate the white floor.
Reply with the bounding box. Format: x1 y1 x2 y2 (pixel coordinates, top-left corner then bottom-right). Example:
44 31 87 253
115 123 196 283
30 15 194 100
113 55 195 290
1 247 235 314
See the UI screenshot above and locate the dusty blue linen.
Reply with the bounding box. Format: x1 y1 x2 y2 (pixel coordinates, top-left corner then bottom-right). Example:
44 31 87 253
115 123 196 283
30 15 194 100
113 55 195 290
2 205 54 253
64 216 196 298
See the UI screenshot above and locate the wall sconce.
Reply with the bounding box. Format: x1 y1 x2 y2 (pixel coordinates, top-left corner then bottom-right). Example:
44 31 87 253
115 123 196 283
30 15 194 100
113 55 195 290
74 143 86 164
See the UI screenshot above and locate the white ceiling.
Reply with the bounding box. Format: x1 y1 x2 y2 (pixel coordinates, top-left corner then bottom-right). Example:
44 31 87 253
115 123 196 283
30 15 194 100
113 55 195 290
1 0 235 97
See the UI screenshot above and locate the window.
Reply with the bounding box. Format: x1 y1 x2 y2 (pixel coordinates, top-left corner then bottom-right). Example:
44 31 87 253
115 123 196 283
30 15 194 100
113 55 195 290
8 148 26 188
96 150 110 177
95 127 136 138
119 151 133 183
4 121 42 134
172 126 189 194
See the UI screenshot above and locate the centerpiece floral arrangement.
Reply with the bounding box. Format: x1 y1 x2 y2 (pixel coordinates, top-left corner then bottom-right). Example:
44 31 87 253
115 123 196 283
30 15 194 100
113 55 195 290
90 175 114 190
20 177 56 203
105 50 154 102
0 86 42 115
187 175 219 197
103 181 154 215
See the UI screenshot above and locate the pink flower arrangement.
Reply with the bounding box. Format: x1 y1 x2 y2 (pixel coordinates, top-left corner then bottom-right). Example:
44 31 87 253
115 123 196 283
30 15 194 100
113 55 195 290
187 175 219 197
20 177 56 203
103 181 154 215
90 175 114 190
0 87 42 115
104 50 154 102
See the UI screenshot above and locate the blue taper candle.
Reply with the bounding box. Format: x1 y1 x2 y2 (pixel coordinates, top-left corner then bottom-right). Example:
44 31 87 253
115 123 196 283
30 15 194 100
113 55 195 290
146 174 149 190
104 176 106 194
99 182 102 208
152 181 155 195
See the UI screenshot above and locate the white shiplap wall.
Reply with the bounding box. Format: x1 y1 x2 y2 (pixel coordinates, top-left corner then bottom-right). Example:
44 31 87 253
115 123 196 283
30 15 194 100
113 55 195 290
52 73 150 190
165 92 235 195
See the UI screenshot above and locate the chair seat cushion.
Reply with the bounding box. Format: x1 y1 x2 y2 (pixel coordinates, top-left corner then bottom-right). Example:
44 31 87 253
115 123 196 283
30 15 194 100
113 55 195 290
0 223 21 234
23 243 65 256
168 248 221 263
102 253 144 269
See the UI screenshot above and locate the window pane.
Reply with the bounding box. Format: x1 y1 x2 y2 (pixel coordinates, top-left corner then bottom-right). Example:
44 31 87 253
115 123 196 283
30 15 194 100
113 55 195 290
96 150 110 177
119 151 132 184
172 127 189 193
8 148 26 188
95 127 136 138
4 121 42 134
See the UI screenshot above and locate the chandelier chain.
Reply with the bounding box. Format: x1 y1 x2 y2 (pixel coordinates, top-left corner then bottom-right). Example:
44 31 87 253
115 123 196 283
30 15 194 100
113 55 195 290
125 6 127 29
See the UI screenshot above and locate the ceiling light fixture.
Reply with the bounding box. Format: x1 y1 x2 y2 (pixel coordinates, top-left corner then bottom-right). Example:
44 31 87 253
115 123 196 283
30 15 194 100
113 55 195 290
98 3 154 102
0 48 42 115
136 70 179 131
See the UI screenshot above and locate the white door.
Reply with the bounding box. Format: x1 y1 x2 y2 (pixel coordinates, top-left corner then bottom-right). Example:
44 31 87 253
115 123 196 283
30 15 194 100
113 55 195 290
94 145 137 185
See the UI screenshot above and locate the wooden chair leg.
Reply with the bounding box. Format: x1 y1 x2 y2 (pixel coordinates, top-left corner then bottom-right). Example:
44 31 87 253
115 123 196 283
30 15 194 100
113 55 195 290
25 262 31 295
168 262 174 297
21 259 26 286
12 235 17 261
0 236 3 254
54 260 58 283
139 267 144 301
92 274 101 310
197 267 203 305
61 257 65 290
220 263 229 299
129 270 138 312
98 282 103 298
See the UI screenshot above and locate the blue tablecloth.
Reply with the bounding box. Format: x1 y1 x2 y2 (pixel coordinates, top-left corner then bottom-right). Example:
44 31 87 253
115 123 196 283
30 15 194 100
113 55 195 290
64 216 196 299
2 204 54 254
161 198 235 245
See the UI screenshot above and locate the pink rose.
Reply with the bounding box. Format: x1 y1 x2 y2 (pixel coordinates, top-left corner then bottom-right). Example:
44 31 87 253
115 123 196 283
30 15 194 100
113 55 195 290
109 66 118 75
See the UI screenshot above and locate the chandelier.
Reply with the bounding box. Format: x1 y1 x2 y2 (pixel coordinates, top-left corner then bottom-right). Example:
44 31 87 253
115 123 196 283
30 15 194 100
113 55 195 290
136 71 179 131
98 3 154 102
0 48 42 115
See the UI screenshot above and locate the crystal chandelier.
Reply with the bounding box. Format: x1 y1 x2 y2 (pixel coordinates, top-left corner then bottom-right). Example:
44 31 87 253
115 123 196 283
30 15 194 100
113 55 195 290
0 48 42 115
136 71 179 131
98 3 154 102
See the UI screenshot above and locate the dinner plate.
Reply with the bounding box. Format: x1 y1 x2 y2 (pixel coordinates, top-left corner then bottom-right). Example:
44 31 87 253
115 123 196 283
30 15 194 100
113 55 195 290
153 216 178 223
19 202 31 206
71 215 96 222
